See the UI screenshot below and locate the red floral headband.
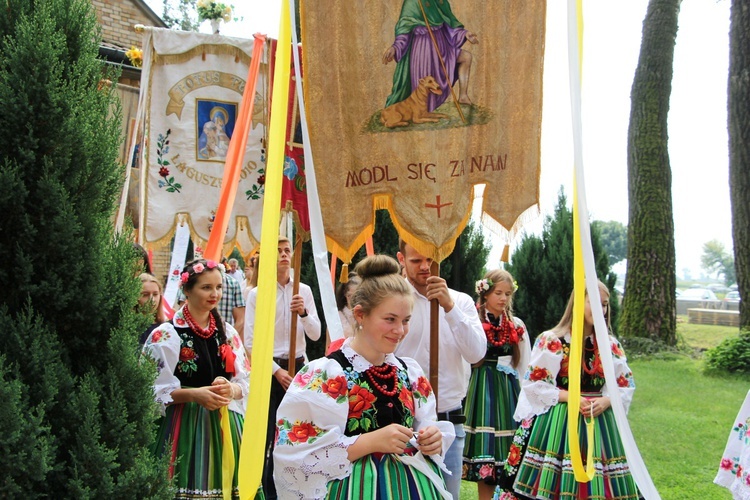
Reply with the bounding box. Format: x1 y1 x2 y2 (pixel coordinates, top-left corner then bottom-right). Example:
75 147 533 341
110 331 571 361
180 260 222 284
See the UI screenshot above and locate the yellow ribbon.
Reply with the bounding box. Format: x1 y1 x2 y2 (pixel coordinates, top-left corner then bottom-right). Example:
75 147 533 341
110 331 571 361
567 0 594 483
237 0 292 497
220 406 234 500
569 182 595 482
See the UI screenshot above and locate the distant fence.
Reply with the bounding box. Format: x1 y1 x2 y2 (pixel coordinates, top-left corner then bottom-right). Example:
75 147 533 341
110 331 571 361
687 308 740 328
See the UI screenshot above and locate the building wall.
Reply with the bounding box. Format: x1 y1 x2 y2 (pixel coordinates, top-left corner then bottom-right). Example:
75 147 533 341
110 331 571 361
92 0 164 50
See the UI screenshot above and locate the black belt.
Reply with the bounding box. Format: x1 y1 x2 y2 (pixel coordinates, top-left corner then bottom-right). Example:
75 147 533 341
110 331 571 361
273 356 305 369
437 408 466 424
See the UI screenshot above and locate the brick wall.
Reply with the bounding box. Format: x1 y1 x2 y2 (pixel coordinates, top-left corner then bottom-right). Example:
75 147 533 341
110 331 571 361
92 0 165 50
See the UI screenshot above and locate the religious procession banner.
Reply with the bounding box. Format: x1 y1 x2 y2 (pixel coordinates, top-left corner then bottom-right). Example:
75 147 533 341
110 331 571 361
270 41 310 239
301 0 546 262
140 28 269 254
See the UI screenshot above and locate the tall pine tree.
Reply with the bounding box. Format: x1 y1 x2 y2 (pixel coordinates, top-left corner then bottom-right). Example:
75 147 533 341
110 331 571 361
507 189 618 340
0 1 171 496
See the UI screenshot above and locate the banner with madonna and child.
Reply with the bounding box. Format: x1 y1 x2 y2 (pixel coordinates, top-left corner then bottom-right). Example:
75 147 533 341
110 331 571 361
138 28 269 256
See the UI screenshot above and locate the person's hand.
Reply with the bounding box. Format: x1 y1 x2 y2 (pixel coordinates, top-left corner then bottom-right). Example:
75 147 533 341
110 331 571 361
583 396 610 418
274 368 293 390
370 424 415 455
290 294 306 316
415 426 442 456
425 276 454 312
466 31 479 44
382 46 396 64
211 376 238 400
577 396 592 416
192 386 231 411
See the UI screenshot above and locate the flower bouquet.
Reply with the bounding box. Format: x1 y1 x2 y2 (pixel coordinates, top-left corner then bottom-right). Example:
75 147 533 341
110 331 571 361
197 0 233 33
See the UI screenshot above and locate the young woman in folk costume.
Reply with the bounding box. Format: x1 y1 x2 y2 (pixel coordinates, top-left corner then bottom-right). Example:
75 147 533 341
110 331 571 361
498 282 639 500
137 272 167 346
462 269 531 500
273 255 454 499
141 259 262 500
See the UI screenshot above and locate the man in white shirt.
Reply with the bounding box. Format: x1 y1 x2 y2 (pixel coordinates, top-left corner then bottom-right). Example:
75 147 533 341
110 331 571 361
395 240 486 500
244 236 321 500
227 258 245 284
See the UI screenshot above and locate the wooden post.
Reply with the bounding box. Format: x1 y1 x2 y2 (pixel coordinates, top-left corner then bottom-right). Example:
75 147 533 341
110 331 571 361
287 233 303 377
429 260 440 401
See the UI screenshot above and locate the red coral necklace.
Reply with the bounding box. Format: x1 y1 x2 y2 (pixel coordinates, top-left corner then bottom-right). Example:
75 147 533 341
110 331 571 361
364 363 399 397
183 306 216 339
484 313 521 347
581 336 603 377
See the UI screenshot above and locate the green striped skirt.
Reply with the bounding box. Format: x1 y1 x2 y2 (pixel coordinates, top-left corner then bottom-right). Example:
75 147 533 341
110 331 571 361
153 402 264 500
462 362 521 483
512 402 639 499
327 449 447 499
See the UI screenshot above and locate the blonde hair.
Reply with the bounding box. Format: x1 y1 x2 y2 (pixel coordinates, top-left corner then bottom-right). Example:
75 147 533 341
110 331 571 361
477 269 522 368
552 281 611 337
138 273 166 324
351 255 413 315
477 269 516 318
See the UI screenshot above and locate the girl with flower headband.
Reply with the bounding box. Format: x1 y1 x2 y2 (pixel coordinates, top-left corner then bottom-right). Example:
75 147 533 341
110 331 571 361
498 281 639 500
142 259 261 500
462 269 531 499
273 255 454 499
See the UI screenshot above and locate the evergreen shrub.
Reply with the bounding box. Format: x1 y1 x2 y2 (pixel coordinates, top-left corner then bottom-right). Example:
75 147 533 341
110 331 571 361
705 330 750 374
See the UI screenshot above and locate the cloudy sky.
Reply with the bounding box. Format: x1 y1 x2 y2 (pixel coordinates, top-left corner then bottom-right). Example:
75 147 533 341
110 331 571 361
143 0 733 280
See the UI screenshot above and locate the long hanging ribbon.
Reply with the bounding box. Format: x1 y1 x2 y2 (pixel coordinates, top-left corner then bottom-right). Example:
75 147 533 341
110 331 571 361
238 6 291 498
220 406 234 500
163 220 191 309
566 1 660 497
289 0 344 343
204 35 266 261
569 182 596 481
194 34 266 500
567 0 595 482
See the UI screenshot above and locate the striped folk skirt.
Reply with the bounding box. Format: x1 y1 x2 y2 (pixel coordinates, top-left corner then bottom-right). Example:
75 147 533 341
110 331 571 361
327 449 448 499
512 402 640 499
153 402 264 500
462 362 521 484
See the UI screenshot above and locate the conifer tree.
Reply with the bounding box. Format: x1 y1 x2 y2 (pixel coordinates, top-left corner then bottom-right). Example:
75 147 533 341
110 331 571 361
506 189 618 340
0 0 171 496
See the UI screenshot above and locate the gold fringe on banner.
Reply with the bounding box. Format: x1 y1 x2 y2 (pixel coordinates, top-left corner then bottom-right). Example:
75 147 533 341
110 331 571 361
154 44 253 67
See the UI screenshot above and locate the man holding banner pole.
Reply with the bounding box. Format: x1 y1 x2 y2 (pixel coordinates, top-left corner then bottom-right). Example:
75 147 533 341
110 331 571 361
244 236 320 500
396 240 486 499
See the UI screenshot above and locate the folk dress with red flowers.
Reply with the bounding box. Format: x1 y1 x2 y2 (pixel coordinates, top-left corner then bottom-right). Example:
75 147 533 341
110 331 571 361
504 331 639 500
715 389 750 499
462 313 531 485
141 306 255 500
273 338 455 500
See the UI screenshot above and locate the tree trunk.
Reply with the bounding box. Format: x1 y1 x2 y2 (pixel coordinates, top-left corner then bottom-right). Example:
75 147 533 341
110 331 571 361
729 0 750 330
621 0 681 345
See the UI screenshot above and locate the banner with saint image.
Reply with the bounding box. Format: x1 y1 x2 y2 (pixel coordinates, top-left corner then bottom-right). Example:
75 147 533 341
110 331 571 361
301 0 546 261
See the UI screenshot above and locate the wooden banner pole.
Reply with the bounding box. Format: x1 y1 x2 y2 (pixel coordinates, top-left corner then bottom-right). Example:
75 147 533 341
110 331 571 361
429 260 440 401
287 232 303 377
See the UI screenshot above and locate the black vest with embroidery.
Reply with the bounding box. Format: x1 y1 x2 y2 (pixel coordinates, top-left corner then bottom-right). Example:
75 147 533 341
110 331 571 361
327 350 415 437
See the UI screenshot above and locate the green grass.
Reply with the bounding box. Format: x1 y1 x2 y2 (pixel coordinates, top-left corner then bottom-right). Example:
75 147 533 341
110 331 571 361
677 315 741 351
458 322 748 500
